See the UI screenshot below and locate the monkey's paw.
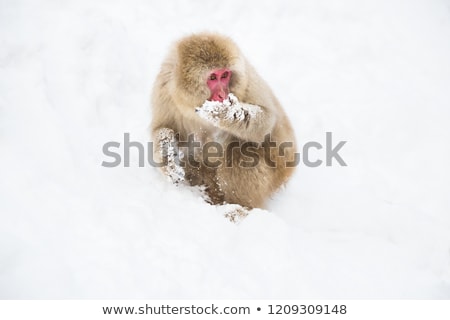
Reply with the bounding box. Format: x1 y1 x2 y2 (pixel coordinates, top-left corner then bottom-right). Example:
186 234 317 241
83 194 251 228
158 128 185 185
165 163 185 185
195 93 261 126
220 204 250 224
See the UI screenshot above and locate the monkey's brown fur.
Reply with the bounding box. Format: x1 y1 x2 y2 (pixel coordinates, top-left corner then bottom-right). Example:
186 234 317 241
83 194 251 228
151 33 296 209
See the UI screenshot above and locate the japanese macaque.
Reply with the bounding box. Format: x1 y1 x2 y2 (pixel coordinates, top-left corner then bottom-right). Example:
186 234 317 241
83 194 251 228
151 33 296 211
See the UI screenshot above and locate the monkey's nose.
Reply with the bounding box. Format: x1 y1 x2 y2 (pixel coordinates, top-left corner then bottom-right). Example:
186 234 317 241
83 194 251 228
210 87 228 102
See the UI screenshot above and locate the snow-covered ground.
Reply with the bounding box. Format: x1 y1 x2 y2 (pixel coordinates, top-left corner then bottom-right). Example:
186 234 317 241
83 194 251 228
1 0 450 299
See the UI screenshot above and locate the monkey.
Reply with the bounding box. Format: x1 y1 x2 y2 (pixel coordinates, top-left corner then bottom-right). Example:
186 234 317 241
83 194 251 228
151 32 296 211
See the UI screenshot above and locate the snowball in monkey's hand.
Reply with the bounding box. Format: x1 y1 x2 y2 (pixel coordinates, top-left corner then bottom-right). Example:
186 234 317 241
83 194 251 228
195 93 261 126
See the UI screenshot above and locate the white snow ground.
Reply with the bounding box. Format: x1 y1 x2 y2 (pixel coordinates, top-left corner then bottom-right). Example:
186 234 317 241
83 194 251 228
1 0 450 299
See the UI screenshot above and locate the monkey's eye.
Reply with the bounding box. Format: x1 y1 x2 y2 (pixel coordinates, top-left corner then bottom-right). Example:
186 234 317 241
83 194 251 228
209 74 217 80
221 71 229 79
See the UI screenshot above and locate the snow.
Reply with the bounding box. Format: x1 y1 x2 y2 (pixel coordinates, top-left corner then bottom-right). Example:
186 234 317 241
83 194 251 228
1 0 450 299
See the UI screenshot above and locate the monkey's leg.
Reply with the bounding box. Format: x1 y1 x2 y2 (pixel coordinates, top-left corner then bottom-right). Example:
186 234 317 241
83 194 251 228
184 165 225 205
217 165 277 209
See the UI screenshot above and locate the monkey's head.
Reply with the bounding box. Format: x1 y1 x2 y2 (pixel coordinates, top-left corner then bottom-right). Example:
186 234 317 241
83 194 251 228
170 33 248 109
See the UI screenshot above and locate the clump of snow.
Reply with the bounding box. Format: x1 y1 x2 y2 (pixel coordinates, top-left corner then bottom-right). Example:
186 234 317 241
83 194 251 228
196 93 261 125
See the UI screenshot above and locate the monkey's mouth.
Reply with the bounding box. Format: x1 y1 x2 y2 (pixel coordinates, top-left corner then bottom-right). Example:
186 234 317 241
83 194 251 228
209 89 229 103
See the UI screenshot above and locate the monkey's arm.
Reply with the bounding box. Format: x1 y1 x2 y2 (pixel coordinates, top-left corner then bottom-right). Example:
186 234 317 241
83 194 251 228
195 94 276 142
153 128 185 185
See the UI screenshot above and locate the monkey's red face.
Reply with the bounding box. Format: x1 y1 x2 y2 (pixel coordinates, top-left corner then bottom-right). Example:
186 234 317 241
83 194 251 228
207 68 231 102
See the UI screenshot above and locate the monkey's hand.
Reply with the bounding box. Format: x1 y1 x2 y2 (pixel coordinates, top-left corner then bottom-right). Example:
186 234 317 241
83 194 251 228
157 128 185 185
195 93 262 127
